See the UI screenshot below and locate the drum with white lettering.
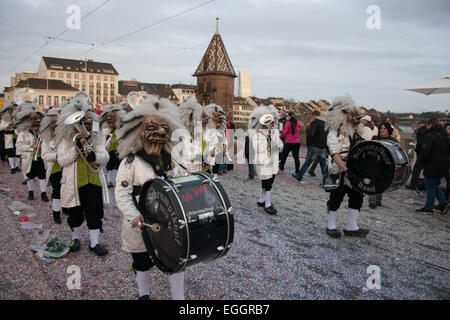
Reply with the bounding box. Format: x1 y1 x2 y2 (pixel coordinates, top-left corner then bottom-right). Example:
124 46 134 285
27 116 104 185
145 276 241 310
347 140 411 195
139 172 234 274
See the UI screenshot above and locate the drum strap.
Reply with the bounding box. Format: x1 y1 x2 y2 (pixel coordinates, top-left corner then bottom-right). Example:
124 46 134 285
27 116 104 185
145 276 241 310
137 150 172 179
132 186 141 208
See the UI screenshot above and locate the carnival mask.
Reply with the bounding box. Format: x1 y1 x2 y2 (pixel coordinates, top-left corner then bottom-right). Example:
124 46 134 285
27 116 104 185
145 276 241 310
212 111 225 127
106 112 116 129
29 112 41 130
140 115 170 156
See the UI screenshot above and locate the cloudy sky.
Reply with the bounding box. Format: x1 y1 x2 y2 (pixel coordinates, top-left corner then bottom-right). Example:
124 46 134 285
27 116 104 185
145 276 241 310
0 0 449 113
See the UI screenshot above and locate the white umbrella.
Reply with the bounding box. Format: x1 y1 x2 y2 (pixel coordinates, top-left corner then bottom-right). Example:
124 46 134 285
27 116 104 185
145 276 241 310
405 76 450 95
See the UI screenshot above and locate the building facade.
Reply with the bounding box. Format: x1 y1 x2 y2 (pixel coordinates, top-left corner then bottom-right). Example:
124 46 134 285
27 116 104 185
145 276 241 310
37 56 119 105
118 80 178 104
171 84 197 105
238 71 251 98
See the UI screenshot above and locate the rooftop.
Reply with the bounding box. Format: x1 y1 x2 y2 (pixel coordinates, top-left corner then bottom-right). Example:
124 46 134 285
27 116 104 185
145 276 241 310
42 56 119 75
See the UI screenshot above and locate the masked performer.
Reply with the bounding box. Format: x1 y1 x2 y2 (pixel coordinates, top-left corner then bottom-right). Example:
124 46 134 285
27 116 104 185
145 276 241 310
324 95 368 239
56 95 110 256
248 105 282 215
14 100 49 202
115 97 187 300
0 100 20 173
101 104 126 188
40 107 63 224
202 104 227 179
177 97 203 172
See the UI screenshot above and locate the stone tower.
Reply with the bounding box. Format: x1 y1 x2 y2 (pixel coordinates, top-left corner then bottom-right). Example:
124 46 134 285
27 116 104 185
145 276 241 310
194 18 236 113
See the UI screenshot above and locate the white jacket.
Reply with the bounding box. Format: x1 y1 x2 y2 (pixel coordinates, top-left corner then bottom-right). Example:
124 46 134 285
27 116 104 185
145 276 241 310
41 138 58 182
327 129 351 175
57 133 109 208
0 121 15 149
115 154 185 253
251 129 282 180
15 131 36 174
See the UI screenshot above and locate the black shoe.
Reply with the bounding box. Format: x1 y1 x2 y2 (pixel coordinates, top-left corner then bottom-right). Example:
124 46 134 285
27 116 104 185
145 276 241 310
343 228 369 237
326 228 341 239
309 172 317 177
257 201 265 207
62 208 69 215
41 192 49 202
264 205 277 215
369 203 377 209
376 201 382 207
436 203 449 215
53 212 61 224
291 173 301 181
138 295 150 300
416 207 433 213
28 191 34 201
15 167 21 172
89 244 109 256
69 239 81 252
10 168 16 174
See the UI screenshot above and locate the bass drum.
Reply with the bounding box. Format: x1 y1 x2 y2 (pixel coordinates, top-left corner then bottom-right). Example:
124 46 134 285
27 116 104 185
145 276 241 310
139 172 234 274
347 140 411 195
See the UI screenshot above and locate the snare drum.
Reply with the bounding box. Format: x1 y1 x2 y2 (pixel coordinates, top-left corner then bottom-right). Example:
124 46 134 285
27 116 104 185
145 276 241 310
347 140 411 195
138 172 234 274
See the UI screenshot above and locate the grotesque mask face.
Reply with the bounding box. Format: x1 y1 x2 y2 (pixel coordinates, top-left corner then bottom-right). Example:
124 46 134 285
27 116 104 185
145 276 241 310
212 111 225 127
140 115 170 156
345 109 359 125
123 104 133 113
106 111 116 129
82 114 93 132
29 112 41 130
49 116 58 132
201 112 209 127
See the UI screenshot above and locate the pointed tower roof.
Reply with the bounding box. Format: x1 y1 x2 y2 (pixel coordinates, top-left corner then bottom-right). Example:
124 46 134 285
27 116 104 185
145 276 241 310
194 18 237 78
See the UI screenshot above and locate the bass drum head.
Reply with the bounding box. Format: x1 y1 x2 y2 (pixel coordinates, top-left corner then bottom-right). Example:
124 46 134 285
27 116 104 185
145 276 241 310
139 179 187 274
347 140 396 195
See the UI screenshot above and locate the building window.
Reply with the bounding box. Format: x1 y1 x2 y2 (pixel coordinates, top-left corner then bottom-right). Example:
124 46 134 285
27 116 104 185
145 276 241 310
59 72 63 78
110 90 114 96
82 74 86 80
97 75 101 81
74 74 79 79
46 96 51 105
67 73 71 79
66 80 71 85
96 96 100 102
110 97 115 103
103 83 108 88
104 76 108 81
110 77 114 81
54 96 59 105
74 81 79 88
89 89 94 95
61 96 66 102
103 97 108 103
96 89 101 95
39 95 44 104
110 84 114 89
96 83 101 88
104 90 108 96
89 83 94 88
50 72 56 77
89 75 94 80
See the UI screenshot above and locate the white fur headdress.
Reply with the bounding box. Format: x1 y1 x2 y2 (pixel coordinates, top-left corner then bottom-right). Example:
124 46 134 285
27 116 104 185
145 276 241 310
14 88 38 105
117 96 183 159
100 104 126 130
14 104 44 132
73 91 91 105
56 96 99 145
248 104 279 130
203 103 227 130
178 97 203 137
325 95 360 137
39 107 60 144
0 100 18 122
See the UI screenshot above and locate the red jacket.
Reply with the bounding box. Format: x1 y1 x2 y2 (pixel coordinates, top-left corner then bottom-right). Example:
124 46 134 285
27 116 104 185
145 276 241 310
280 120 301 143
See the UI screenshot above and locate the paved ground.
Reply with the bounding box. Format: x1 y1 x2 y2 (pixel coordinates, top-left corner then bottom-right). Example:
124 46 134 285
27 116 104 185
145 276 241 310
0 153 449 300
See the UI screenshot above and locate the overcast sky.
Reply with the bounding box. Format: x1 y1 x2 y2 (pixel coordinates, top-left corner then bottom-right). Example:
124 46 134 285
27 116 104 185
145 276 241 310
0 0 449 113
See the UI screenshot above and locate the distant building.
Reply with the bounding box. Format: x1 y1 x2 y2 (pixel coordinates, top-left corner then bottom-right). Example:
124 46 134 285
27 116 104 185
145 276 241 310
10 71 39 87
4 78 78 106
171 84 197 105
232 97 256 129
118 80 178 104
238 71 251 98
194 18 236 113
37 56 119 105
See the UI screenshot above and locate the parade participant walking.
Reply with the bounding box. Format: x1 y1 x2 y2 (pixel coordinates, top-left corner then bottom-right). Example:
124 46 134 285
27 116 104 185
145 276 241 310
292 110 327 181
101 104 126 188
0 100 20 173
115 97 187 300
278 112 301 174
56 93 110 256
416 118 449 214
324 95 368 239
407 120 428 190
368 123 398 209
14 92 49 202
249 105 283 215
40 107 63 224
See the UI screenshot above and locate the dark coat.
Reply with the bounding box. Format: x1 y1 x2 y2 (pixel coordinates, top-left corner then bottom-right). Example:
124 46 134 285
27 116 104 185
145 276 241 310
307 117 327 149
420 128 450 178
415 126 428 155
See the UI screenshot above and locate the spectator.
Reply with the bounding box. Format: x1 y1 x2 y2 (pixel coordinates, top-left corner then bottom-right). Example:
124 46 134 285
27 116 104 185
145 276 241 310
225 113 235 172
416 118 449 214
358 115 377 140
372 119 379 137
407 120 428 190
292 110 327 181
244 133 256 181
279 112 301 174
368 123 397 209
386 118 401 142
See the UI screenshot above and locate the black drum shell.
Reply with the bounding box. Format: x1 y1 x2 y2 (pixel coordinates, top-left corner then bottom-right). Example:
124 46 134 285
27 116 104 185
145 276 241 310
139 172 233 274
347 140 411 195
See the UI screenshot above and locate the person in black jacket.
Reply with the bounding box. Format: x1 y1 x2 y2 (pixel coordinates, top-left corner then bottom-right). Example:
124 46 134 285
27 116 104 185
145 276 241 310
292 110 327 181
416 118 449 214
407 120 428 190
